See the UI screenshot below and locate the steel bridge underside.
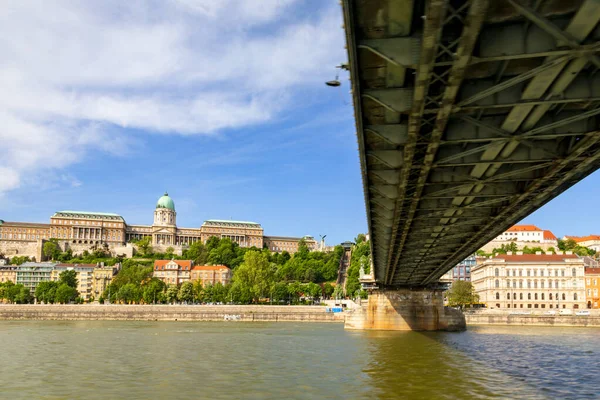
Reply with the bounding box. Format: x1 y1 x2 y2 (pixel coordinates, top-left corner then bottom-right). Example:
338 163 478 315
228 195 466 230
343 0 600 287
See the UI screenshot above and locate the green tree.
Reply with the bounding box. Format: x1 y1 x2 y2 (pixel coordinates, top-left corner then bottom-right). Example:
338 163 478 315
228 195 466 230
178 281 195 303
185 241 209 265
296 239 309 258
116 283 141 304
306 282 322 302
35 281 59 304
446 281 479 308
323 282 334 299
165 246 175 258
354 233 366 244
55 283 78 304
43 240 61 260
136 237 153 256
59 269 78 289
232 251 276 303
142 278 166 304
166 284 179 304
271 282 289 302
10 256 31 266
15 285 32 304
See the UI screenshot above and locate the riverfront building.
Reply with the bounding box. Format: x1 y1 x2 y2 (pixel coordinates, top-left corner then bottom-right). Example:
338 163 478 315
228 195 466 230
190 265 232 286
585 268 600 309
51 264 96 301
153 260 193 286
0 266 17 283
471 253 586 310
0 193 317 260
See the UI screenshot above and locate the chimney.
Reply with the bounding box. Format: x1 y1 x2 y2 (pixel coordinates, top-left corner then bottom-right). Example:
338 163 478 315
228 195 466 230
566 251 573 255
507 251 513 255
535 251 542 255
516 251 523 255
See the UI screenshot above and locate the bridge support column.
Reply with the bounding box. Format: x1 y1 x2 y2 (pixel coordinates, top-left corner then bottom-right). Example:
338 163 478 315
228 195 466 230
345 289 466 331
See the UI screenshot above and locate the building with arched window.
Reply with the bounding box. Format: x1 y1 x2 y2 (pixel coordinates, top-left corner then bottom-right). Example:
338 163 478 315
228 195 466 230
471 253 586 310
0 192 318 260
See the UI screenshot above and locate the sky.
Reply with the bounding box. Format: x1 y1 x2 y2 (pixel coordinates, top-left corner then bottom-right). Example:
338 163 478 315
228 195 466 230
1 1 599 246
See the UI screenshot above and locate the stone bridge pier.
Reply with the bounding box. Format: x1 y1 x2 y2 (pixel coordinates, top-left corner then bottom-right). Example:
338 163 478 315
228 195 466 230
345 289 466 331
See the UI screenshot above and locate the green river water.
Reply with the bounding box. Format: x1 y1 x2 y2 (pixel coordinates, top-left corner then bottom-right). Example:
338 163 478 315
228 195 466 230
0 321 597 399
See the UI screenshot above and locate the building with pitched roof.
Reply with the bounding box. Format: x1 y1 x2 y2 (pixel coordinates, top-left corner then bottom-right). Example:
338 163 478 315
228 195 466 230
563 235 600 252
480 224 559 252
153 259 193 285
190 265 231 286
471 253 586 310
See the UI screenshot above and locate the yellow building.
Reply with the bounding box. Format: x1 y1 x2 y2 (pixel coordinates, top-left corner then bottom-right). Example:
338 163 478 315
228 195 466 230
51 264 96 301
585 268 600 309
92 264 118 301
153 260 192 285
190 265 232 286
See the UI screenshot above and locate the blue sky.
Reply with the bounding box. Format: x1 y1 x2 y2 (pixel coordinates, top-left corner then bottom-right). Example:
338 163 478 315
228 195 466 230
1 0 599 245
0 0 366 245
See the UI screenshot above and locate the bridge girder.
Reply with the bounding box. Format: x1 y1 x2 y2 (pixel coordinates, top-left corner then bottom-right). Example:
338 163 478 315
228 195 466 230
343 0 600 287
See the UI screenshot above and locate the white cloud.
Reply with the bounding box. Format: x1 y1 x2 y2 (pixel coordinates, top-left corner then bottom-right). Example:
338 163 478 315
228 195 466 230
0 0 345 194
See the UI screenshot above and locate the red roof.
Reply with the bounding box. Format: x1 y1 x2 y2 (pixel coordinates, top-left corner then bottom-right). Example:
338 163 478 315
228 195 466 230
585 268 600 275
492 254 579 262
154 260 193 270
507 225 542 232
191 265 230 271
543 230 557 240
565 235 600 243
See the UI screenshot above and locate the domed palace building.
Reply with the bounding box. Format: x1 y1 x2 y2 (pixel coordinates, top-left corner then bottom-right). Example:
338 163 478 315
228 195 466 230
0 193 317 260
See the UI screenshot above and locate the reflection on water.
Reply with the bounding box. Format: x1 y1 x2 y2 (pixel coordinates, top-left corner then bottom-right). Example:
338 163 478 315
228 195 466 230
0 321 597 399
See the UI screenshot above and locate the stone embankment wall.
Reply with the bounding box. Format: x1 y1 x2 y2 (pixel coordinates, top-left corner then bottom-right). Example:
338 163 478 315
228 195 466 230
466 313 600 327
0 305 345 323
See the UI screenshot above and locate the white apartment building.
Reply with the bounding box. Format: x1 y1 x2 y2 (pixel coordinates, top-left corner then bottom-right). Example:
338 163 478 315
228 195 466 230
471 253 586 310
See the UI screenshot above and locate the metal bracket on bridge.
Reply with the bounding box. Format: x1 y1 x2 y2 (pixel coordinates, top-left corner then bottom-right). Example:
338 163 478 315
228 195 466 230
358 37 421 68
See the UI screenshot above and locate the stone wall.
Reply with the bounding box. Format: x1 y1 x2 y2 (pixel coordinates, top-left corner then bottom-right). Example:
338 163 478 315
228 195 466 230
480 240 556 253
0 240 42 261
0 304 345 323
465 313 600 327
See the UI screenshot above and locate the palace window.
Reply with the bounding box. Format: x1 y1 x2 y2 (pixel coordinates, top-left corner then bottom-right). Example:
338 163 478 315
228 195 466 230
561 270 565 277
495 268 499 277
520 293 523 300
519 280 523 288
572 268 577 277
513 293 517 300
495 292 500 300
534 281 538 289
507 293 510 300
527 270 531 277
495 279 499 288
541 293 545 300
574 293 578 301
519 269 523 276
527 280 531 289
562 293 566 301
528 293 531 300
534 293 538 300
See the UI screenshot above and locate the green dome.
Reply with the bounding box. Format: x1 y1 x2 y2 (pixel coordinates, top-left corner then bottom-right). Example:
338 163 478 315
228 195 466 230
156 192 175 211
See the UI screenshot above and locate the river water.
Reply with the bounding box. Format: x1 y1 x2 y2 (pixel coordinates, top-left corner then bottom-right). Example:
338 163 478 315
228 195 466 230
0 321 597 399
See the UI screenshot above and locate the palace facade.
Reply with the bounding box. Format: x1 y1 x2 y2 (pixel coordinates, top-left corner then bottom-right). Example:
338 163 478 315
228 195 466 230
0 193 317 260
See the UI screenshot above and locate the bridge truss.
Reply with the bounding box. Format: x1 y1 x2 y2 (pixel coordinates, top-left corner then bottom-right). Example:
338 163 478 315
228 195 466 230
342 0 600 287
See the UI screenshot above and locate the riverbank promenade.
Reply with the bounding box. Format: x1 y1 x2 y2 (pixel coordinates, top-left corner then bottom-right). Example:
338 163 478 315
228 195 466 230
0 304 345 322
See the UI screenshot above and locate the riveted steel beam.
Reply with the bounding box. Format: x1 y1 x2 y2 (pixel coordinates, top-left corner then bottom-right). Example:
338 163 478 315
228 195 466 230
358 37 421 68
